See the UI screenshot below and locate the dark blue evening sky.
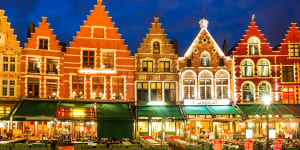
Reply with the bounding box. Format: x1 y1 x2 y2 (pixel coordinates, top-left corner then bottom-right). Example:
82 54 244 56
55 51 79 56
0 0 300 56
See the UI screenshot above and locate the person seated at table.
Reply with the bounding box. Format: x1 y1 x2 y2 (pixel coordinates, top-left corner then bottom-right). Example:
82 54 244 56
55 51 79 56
287 137 292 143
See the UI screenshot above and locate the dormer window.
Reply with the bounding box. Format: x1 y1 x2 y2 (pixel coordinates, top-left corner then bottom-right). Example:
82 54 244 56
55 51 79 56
39 38 48 49
153 41 160 54
248 37 259 55
201 52 210 67
186 59 192 67
289 44 300 57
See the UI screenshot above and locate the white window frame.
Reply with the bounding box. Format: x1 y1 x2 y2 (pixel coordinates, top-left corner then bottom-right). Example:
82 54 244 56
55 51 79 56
215 70 230 99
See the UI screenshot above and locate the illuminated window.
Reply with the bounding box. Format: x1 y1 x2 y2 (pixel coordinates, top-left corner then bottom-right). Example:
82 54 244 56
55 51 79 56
257 59 270 77
72 76 84 98
3 56 15 72
282 87 295 104
199 71 212 99
201 52 210 67
46 59 58 74
216 70 229 99
28 57 40 73
39 38 48 49
241 60 254 77
142 61 153 72
164 82 176 102
242 83 254 102
46 79 57 98
28 78 39 98
289 44 300 57
112 78 124 100
102 51 114 69
92 77 104 99
159 61 170 72
282 66 294 82
182 71 196 99
150 82 162 101
248 37 259 55
137 82 148 102
83 50 94 68
153 41 160 54
258 82 271 102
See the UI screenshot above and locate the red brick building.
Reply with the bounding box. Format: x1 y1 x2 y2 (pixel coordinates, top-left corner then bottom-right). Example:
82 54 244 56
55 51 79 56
232 20 280 104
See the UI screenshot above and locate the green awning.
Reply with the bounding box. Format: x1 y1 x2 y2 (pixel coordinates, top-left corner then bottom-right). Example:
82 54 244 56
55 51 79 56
182 106 211 115
60 102 95 108
138 106 183 119
237 105 292 115
14 100 59 121
97 103 133 120
283 105 300 117
208 106 239 114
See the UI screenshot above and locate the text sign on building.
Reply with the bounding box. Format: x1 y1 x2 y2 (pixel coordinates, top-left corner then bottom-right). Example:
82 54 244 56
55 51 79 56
184 99 231 105
244 140 253 150
213 139 222 150
273 139 282 150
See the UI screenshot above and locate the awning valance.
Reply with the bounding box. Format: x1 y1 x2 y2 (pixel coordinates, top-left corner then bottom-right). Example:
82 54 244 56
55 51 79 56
137 106 183 119
237 105 292 115
97 103 133 120
182 106 211 115
208 106 239 115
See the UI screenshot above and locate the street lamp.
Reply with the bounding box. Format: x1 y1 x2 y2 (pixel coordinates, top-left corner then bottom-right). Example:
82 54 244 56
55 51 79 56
263 95 271 150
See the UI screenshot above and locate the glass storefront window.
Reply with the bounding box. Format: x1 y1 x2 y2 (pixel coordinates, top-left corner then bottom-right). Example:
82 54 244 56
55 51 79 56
138 121 148 133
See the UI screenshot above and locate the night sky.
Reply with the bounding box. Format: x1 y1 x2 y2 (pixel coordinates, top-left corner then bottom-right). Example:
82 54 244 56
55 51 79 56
0 0 300 56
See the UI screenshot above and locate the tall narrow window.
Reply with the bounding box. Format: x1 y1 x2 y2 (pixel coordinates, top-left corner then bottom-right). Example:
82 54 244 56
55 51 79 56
2 80 8 96
164 82 176 102
112 78 124 100
215 70 229 99
219 58 224 66
150 82 162 101
83 51 94 68
182 71 196 99
241 60 254 77
248 37 259 55
2 80 14 97
46 79 57 98
142 61 153 72
242 83 254 102
72 76 84 98
186 59 192 67
153 41 160 54
3 56 15 72
92 77 104 99
47 59 58 74
9 80 15 97
28 78 39 98
257 59 270 77
159 61 170 72
258 82 271 102
199 71 212 99
137 82 148 102
102 52 114 69
282 66 294 82
28 57 40 73
39 38 48 49
289 44 300 57
201 52 210 67
282 87 295 104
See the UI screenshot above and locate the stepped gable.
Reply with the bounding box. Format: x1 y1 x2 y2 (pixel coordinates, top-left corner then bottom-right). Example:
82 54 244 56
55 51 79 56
137 17 176 54
278 23 300 54
233 21 272 55
24 17 61 51
69 0 128 51
0 10 21 54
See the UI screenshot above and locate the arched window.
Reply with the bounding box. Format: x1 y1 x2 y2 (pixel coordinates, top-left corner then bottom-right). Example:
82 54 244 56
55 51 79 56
182 71 196 99
258 82 271 102
201 52 210 67
241 60 254 77
242 83 255 102
199 70 212 99
153 41 160 54
215 70 229 99
248 37 260 55
257 59 270 77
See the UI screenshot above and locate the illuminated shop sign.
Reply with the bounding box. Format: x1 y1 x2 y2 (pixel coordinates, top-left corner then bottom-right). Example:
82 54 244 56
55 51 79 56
183 99 231 105
79 69 116 74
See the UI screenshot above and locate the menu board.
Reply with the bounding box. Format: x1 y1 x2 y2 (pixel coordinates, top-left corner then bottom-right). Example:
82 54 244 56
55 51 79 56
245 128 253 138
269 129 276 139
214 139 222 150
273 139 282 150
244 140 253 150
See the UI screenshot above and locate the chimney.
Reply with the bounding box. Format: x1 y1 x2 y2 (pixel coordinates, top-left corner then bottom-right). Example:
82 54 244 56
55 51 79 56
27 23 35 38
222 39 228 56
171 38 178 54
59 43 67 52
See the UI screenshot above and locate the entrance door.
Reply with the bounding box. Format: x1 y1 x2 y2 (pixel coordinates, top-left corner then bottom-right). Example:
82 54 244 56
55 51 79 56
151 121 162 138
